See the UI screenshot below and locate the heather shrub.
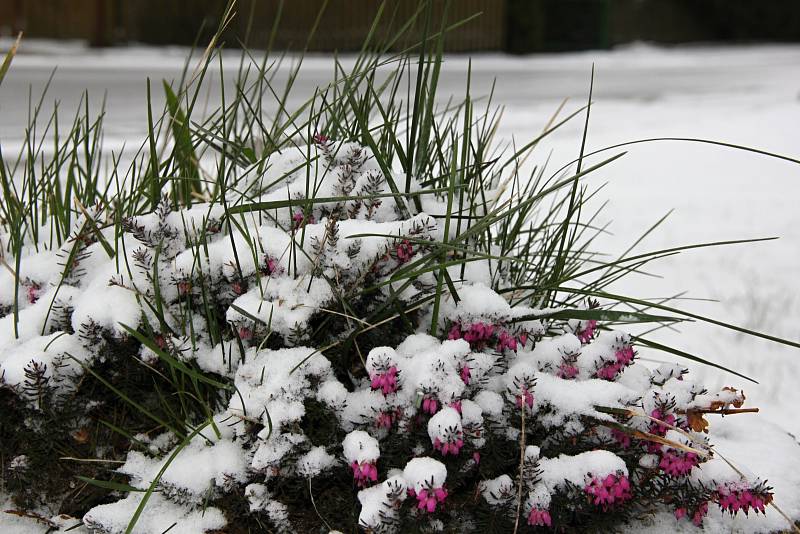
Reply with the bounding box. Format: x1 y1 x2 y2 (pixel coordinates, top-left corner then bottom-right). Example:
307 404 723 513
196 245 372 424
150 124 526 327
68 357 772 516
0 4 798 533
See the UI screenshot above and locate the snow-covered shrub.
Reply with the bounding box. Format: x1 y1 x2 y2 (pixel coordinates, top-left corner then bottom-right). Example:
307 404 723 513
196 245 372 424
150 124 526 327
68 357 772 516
0 137 786 532
1 10 797 533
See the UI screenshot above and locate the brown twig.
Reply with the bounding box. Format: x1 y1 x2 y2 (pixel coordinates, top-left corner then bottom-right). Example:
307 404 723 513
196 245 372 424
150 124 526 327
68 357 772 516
683 408 759 415
513 405 526 534
3 509 57 527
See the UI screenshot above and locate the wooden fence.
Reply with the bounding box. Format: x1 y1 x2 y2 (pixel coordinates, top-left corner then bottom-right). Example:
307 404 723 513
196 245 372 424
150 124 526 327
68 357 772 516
1 0 506 51
2 1 800 52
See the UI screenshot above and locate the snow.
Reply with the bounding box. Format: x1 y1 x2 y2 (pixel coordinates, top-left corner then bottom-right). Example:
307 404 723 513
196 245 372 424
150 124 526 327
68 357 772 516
531 371 639 427
403 457 448 493
0 332 90 399
0 493 87 533
117 434 249 501
82 493 226 534
481 474 514 505
459 399 484 427
342 430 381 464
228 346 332 430
538 450 628 491
427 407 463 442
316 378 349 409
226 276 334 337
473 390 505 418
357 475 408 529
0 286 78 345
192 342 242 378
296 446 337 477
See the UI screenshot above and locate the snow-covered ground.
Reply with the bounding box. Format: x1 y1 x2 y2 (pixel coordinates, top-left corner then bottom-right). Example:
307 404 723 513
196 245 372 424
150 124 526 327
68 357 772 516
1 41 799 532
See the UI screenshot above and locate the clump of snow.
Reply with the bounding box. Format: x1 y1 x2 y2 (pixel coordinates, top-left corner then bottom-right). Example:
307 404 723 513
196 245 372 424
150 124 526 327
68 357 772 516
228 346 333 431
117 428 249 502
481 474 515 506
357 475 408 529
0 332 90 404
539 450 628 491
343 430 381 464
82 492 226 534
296 446 337 477
403 457 447 493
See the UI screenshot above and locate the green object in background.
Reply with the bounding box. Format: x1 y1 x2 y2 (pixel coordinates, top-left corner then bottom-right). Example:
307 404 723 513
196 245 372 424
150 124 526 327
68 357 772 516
506 0 610 53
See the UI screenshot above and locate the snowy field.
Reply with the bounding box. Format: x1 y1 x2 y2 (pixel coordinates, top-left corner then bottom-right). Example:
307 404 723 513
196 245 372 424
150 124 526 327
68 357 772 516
1 41 799 531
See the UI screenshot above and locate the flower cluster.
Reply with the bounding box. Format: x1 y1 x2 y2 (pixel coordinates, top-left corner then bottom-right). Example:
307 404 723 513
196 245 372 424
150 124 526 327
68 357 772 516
447 320 527 352
594 344 635 380
576 319 597 344
527 507 552 527
715 481 773 516
351 461 379 488
370 365 399 395
409 486 449 513
395 239 414 263
429 407 465 457
659 449 700 477
584 473 632 509
675 501 709 527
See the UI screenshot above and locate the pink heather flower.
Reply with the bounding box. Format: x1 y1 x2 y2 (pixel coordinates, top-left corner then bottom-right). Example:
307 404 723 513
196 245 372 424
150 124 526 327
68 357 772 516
497 330 518 352
615 345 635 365
518 333 528 347
692 502 709 526
527 508 552 528
649 409 676 436
409 486 448 513
584 474 632 509
449 400 462 413
370 365 399 396
459 364 471 385
422 395 439 415
231 280 246 295
238 327 253 340
595 345 635 381
312 132 329 145
473 452 481 464
674 507 687 521
26 282 42 304
177 279 192 296
557 363 579 379
433 435 464 456
715 482 772 516
350 460 378 488
595 361 622 381
447 323 462 340
576 319 597 343
395 239 414 263
611 429 632 449
291 210 314 230
261 256 281 276
515 388 534 410
375 411 394 429
659 450 699 477
462 322 495 350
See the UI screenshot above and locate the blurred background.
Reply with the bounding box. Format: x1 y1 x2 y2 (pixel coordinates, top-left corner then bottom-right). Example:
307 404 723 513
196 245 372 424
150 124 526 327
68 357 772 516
1 0 800 52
